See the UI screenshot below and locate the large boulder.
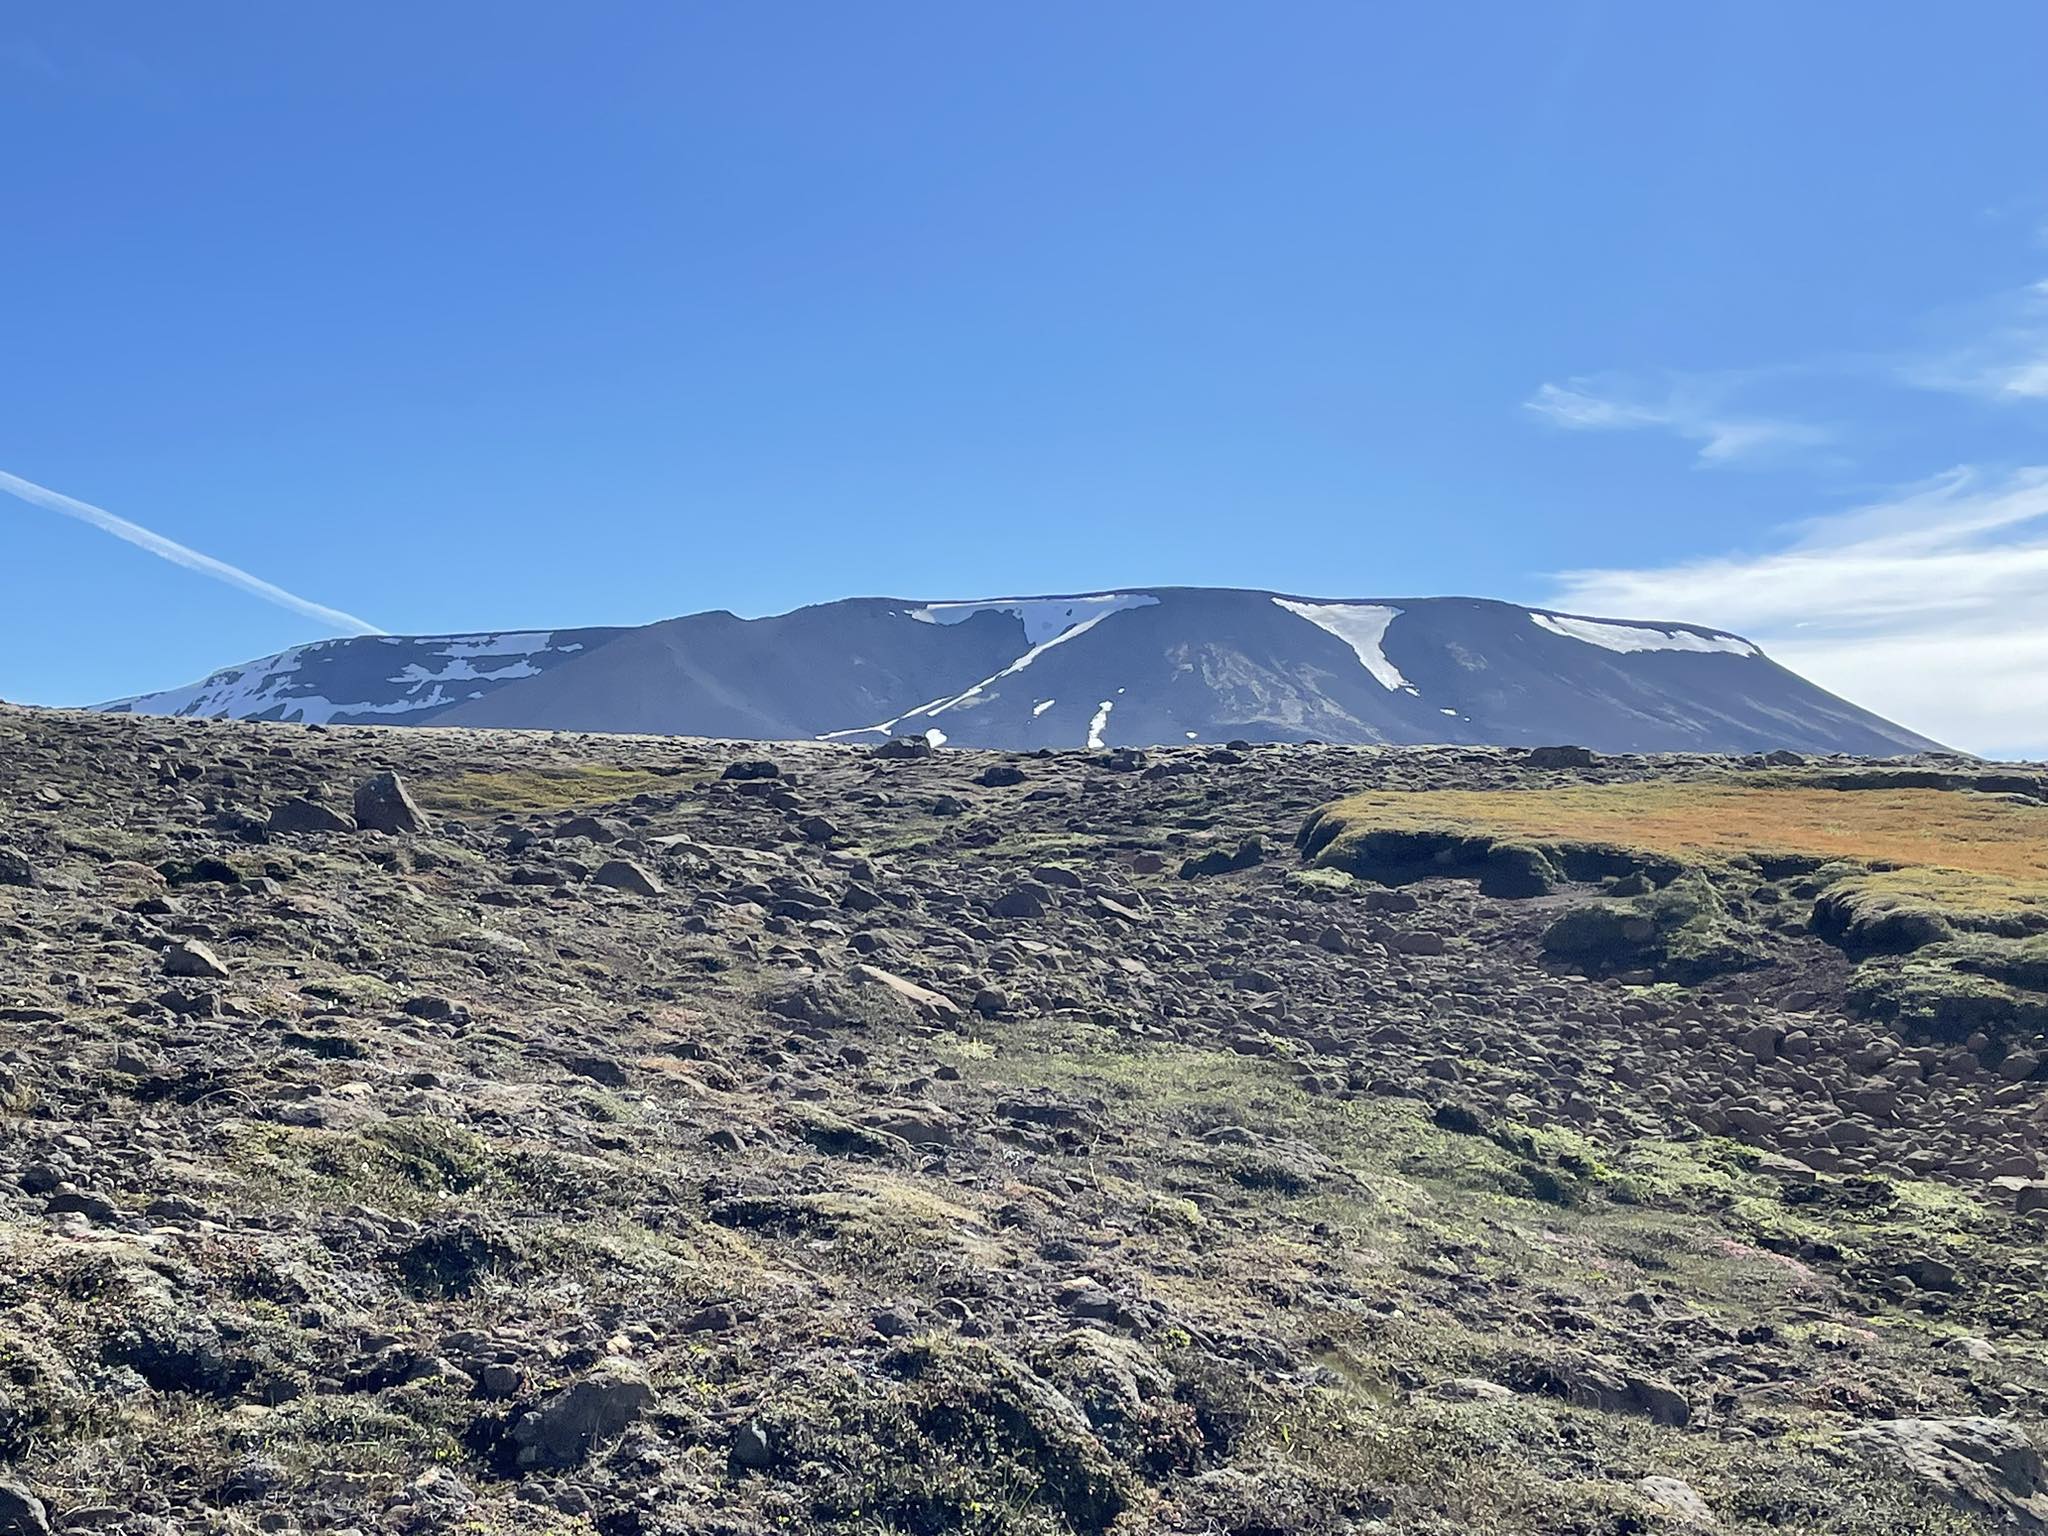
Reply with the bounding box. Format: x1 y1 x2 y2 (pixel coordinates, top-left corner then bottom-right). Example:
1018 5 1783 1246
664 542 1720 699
1526 745 1597 770
1179 837 1265 880
508 1358 654 1470
1634 1476 1714 1525
0 1481 50 1536
1542 903 1657 967
1843 1417 2048 1533
556 815 625 843
592 859 663 896
850 963 964 1022
991 882 1053 919
162 939 231 981
354 772 430 835
267 797 356 835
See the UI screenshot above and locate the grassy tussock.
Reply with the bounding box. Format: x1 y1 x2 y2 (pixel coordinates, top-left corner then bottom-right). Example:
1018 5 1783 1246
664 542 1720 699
1308 782 2048 948
1830 865 2048 928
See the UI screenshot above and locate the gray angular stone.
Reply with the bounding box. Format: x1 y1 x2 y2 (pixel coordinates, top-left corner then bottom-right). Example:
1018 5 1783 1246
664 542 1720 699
592 858 663 896
1635 1475 1714 1525
353 770 430 834
162 939 230 980
510 1358 654 1470
731 1418 774 1470
991 883 1051 919
267 796 356 834
1844 1417 2048 1533
0 1481 50 1536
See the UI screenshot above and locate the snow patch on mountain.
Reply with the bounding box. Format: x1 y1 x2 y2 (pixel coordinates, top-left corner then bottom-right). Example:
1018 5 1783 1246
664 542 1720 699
1531 613 1758 658
436 633 556 659
1273 599 1416 692
390 659 540 687
102 632 580 724
908 593 1157 646
825 600 1150 740
1087 700 1114 749
101 645 321 720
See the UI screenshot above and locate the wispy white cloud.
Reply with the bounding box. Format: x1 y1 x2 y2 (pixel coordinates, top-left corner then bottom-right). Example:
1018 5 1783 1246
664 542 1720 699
1524 376 1828 466
1547 465 2048 758
1 468 384 637
1896 276 2048 402
1530 266 2048 475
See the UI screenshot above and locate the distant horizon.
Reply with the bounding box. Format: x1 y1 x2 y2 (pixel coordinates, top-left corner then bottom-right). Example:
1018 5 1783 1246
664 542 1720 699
7 481 2037 757
76 586 1973 764
77 584 1931 760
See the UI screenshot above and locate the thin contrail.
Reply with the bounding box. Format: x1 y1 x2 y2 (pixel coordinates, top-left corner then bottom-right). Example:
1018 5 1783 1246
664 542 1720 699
0 467 384 636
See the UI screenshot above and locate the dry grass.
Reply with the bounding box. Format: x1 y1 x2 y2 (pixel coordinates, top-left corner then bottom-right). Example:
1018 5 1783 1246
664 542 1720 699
412 764 688 814
1841 865 2048 924
1311 783 2048 884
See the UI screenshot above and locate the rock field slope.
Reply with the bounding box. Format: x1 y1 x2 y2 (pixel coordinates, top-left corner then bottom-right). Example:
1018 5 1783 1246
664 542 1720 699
2 704 2045 1535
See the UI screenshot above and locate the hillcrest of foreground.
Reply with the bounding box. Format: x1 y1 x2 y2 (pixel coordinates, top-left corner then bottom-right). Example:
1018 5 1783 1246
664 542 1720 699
2 705 2047 1535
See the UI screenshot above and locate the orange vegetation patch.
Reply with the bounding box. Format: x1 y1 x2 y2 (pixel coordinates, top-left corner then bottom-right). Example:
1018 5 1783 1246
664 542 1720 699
1311 782 2048 884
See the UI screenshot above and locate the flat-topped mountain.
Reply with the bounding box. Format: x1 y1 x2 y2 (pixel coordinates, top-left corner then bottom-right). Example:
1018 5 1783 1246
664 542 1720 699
100 588 1940 755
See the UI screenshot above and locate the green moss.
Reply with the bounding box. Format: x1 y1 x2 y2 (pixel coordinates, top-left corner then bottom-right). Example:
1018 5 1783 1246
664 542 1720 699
1600 1137 1755 1210
360 1117 493 1194
1954 933 2048 989
961 830 1111 863
228 1116 498 1214
1286 866 1360 897
1886 1178 1996 1233
776 1336 1135 1535
1298 822 1595 896
1651 871 1770 980
1819 868 2048 944
58 828 169 866
1846 953 2042 1037
1542 872 1766 982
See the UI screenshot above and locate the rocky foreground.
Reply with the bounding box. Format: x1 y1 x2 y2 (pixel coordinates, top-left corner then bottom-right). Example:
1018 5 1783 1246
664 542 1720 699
1 705 2044 1535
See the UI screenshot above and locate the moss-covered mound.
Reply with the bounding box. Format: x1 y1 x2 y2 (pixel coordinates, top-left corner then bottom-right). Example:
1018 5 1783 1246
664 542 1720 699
1542 871 1771 983
1299 776 2048 1028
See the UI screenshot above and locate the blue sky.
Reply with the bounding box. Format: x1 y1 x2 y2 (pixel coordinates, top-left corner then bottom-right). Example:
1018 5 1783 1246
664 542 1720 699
4 4 2047 753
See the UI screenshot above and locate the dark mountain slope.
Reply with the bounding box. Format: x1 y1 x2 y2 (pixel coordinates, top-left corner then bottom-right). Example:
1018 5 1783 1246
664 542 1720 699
433 599 1028 738
100 587 1943 755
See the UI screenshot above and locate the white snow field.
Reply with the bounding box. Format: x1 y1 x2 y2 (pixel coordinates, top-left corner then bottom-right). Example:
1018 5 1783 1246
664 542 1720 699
1272 599 1418 693
1531 612 1758 657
